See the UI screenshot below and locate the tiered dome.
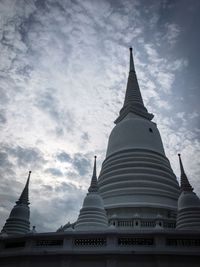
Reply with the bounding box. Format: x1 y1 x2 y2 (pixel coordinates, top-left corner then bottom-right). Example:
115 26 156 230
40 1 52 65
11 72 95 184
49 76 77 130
1 171 31 235
98 48 180 224
75 157 108 231
176 154 200 230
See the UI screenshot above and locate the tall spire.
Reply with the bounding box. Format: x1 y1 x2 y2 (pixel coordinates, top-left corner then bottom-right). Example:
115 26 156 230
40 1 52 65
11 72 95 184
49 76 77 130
178 154 193 192
16 171 31 205
88 156 98 193
115 47 153 124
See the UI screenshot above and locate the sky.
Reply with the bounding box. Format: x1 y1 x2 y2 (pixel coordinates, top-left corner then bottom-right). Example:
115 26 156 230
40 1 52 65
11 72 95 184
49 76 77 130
0 0 200 232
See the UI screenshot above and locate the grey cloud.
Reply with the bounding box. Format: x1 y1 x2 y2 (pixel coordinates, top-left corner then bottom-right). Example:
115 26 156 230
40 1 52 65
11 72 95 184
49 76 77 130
42 184 54 192
65 171 79 180
56 151 97 179
57 152 72 162
55 127 64 137
51 151 91 178
37 88 60 120
81 132 90 142
36 88 75 134
0 87 9 104
30 208 53 233
73 153 91 176
0 16 29 73
3 145 46 169
31 182 85 232
54 182 77 193
0 111 7 124
35 0 47 10
45 168 63 177
0 150 15 178
0 176 20 205
0 152 12 168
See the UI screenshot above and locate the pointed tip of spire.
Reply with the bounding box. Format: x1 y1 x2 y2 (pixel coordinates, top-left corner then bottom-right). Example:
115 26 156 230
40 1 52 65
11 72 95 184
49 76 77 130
27 171 31 182
16 171 31 205
129 47 134 72
93 155 97 175
114 47 154 123
178 153 193 192
88 156 98 193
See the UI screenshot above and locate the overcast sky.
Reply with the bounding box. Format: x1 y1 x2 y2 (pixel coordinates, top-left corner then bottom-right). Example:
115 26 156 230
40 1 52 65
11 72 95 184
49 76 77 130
0 0 200 232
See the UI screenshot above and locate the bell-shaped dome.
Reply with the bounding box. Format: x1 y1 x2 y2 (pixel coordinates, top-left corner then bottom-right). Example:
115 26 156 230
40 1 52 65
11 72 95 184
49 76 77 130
178 191 200 209
82 192 105 208
176 155 200 230
107 113 165 158
75 157 108 231
9 204 30 219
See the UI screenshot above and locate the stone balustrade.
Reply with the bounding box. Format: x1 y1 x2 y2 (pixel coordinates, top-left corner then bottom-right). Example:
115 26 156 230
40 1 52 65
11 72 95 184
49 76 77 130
1 230 200 255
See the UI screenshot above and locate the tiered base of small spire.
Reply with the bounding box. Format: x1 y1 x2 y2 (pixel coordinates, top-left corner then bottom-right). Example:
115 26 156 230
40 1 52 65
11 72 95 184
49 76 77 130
1 204 30 235
176 192 200 230
75 195 108 230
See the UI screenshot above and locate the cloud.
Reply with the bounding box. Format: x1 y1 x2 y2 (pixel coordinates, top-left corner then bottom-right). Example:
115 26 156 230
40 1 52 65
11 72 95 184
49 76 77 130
45 167 63 177
56 151 72 162
164 23 180 46
73 153 91 176
31 180 86 232
0 110 7 124
3 145 46 169
56 151 93 178
42 184 53 192
0 151 13 169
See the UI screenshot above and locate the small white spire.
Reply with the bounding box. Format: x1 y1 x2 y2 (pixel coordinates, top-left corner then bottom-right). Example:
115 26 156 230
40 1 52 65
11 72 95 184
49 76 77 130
16 171 31 205
88 156 98 193
1 171 31 235
176 155 200 230
75 157 108 231
178 154 193 192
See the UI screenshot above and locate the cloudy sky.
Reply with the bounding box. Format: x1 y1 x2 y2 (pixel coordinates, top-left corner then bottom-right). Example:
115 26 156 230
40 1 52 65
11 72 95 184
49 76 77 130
0 0 200 232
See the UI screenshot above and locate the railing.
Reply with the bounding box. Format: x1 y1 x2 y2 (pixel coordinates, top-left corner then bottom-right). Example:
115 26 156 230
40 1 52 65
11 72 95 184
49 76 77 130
163 222 176 228
140 221 155 227
35 239 63 247
111 219 174 229
74 238 106 246
118 238 154 246
117 221 134 227
166 239 200 247
1 234 200 252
